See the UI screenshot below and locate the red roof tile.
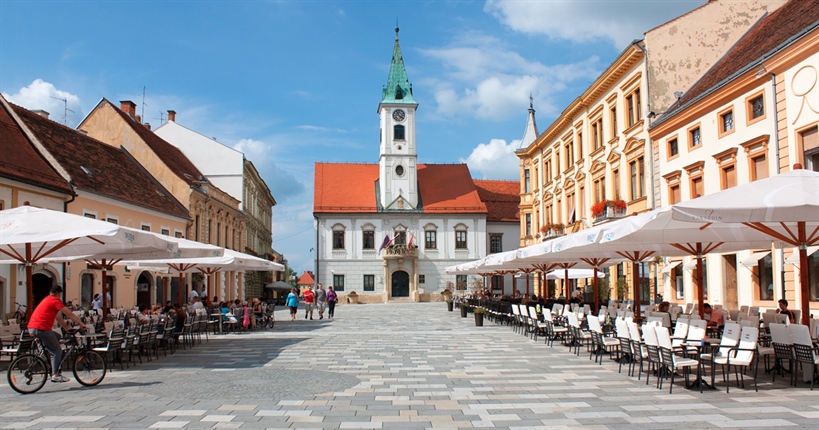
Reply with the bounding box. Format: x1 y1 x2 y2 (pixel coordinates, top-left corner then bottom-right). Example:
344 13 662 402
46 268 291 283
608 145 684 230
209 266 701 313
103 99 205 186
474 180 520 222
0 98 73 194
297 272 315 286
670 0 819 111
313 163 487 214
12 104 189 220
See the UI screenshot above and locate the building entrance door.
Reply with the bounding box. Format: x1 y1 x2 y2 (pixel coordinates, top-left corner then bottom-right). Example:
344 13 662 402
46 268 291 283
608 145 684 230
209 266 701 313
723 254 738 309
136 272 151 307
391 271 410 298
32 273 52 308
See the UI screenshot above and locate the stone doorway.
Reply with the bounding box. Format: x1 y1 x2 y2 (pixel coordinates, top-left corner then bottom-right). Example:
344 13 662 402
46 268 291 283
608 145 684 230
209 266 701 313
391 270 410 298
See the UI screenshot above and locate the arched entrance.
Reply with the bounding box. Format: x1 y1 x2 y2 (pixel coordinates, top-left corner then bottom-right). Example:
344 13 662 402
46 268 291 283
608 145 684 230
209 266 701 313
136 272 152 307
391 270 410 298
32 273 53 307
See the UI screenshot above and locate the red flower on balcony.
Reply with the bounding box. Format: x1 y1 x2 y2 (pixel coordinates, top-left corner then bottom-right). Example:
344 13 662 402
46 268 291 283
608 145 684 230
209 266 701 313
591 199 627 217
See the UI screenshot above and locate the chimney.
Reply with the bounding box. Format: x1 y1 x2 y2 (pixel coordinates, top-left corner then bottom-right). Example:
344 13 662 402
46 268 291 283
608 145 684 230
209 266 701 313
167 110 176 122
144 123 151 130
120 100 137 119
31 109 50 119
135 115 142 124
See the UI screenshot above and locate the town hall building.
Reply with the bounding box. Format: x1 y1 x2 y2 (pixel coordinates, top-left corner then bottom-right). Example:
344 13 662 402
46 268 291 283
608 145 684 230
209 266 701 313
313 29 523 303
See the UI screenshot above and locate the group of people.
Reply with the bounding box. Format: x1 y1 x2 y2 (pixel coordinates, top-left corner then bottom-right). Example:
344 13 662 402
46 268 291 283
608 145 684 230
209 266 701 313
285 284 337 321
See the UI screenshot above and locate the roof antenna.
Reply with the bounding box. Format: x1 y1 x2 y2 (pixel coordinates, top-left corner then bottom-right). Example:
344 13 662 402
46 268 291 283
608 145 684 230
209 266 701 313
49 96 74 125
140 86 148 122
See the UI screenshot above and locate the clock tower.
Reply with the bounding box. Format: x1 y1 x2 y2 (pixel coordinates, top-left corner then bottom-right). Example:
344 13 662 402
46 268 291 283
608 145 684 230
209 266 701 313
378 27 419 210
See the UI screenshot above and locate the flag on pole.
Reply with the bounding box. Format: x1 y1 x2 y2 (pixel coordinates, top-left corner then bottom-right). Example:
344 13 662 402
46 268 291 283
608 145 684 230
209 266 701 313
378 235 391 255
407 233 414 249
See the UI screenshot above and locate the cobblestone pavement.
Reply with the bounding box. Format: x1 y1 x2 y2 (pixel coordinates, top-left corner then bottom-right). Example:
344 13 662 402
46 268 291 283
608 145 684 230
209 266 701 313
2 303 818 429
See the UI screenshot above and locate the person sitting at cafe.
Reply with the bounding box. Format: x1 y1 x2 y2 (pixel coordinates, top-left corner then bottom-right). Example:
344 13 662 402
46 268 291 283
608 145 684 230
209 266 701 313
172 303 187 344
137 304 151 325
703 303 723 328
777 299 795 323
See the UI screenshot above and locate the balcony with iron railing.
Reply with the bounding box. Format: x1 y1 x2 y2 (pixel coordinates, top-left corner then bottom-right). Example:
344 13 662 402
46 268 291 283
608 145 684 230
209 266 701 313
540 224 566 241
592 200 628 225
382 245 419 258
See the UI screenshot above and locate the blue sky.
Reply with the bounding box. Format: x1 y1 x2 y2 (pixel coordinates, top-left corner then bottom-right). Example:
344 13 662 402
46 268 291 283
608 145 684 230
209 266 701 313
0 0 702 274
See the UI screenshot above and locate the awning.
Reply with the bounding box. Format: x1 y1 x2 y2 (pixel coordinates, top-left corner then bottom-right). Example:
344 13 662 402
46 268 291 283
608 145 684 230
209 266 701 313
683 260 697 271
661 261 682 274
740 251 771 269
785 246 819 264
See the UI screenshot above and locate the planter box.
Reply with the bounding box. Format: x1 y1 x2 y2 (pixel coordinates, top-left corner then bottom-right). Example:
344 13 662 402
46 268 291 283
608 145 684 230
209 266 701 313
474 313 484 326
593 206 627 224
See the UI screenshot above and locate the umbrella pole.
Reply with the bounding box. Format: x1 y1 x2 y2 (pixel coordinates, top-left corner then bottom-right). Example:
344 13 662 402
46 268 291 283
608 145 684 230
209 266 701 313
26 243 33 318
798 222 810 325
207 272 212 300
632 260 641 321
696 243 705 320
101 261 109 319
564 270 569 302
178 272 185 305
593 268 599 315
526 273 530 297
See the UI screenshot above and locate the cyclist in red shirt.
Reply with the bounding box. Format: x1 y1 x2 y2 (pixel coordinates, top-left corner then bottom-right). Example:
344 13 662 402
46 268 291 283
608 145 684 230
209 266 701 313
27 285 86 383
303 286 316 320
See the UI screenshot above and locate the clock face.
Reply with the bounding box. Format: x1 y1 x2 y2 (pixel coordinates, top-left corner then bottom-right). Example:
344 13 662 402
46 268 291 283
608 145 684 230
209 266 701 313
392 109 406 122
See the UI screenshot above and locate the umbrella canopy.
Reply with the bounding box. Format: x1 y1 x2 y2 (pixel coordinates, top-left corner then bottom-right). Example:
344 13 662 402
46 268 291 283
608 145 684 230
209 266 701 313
265 280 294 292
545 268 606 280
671 169 819 324
0 206 177 314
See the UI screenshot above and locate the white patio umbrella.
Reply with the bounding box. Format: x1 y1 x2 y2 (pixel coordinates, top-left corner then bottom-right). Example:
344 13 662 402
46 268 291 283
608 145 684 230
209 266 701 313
671 169 819 324
126 248 284 304
545 268 606 280
0 206 177 315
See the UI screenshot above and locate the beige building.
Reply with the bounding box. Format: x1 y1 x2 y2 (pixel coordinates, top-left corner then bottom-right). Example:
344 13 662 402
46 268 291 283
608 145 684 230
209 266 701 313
0 96 74 318
153 117 277 299
7 102 191 310
79 100 247 302
649 0 818 314
515 0 787 303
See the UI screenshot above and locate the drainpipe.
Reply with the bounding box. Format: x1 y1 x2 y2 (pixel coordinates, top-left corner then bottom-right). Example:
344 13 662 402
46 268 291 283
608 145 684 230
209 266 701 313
770 72 786 300
314 216 320 287
62 188 77 291
637 41 656 210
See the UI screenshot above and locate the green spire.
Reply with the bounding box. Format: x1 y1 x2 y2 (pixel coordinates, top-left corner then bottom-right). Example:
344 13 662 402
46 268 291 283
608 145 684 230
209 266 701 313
381 27 417 105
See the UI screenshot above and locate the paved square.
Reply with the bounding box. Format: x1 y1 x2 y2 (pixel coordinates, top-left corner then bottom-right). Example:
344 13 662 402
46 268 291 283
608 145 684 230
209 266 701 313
1 303 817 429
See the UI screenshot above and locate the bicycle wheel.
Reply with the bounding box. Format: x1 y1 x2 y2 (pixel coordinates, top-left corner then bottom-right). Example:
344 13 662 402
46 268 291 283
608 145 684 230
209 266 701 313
7 354 48 394
73 350 106 386
266 318 275 329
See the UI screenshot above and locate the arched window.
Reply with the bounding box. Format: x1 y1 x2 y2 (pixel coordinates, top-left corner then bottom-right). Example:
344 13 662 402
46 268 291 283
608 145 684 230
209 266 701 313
394 125 405 140
332 224 346 250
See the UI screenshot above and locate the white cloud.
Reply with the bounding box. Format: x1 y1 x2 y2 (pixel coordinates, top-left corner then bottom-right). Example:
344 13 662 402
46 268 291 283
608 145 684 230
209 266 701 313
461 138 520 180
234 138 271 159
419 35 601 122
3 79 84 126
484 0 702 48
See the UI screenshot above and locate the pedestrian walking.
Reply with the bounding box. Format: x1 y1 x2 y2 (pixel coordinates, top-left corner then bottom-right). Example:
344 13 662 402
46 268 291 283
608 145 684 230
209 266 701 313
315 284 327 320
326 286 337 320
303 285 316 320
286 288 299 321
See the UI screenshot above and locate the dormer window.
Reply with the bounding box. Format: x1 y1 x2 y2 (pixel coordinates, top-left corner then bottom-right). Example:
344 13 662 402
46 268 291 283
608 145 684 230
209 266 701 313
394 125 405 140
395 87 403 100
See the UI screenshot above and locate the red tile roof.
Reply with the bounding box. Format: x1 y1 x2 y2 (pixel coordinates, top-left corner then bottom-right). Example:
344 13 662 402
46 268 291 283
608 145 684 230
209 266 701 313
0 98 73 194
12 104 189 220
297 272 315 286
313 163 489 214
474 180 520 222
669 0 819 113
103 99 205 186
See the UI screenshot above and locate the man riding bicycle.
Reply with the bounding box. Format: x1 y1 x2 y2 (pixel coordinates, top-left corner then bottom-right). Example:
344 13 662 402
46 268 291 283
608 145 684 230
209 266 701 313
27 284 86 383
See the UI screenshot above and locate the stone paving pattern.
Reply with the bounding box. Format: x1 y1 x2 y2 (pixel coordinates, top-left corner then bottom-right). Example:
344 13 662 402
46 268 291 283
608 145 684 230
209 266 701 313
1 303 818 429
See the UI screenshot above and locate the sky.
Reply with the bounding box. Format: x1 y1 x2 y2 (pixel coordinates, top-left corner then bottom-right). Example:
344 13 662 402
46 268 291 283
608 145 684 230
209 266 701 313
0 0 703 275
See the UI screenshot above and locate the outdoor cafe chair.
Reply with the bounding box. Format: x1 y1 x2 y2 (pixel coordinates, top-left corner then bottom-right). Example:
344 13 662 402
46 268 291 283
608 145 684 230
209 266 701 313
718 325 760 393
685 303 694 314
749 306 760 317
729 309 741 322
701 322 741 389
510 304 522 334
627 321 647 380
656 326 701 394
528 306 543 340
642 324 663 388
683 319 708 355
93 336 124 371
588 315 619 364
566 312 591 356
615 318 634 375
739 305 749 315
790 324 818 390
791 309 802 325
769 322 796 385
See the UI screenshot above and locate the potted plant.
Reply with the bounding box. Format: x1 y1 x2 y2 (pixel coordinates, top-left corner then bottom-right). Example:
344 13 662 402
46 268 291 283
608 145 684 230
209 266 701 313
473 306 488 326
459 302 469 318
591 199 627 220
347 291 359 304
445 297 454 312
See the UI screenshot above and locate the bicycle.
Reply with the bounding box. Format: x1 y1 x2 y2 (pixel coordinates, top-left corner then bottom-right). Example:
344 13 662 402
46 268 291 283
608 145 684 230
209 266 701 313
7 327 107 394
12 302 26 326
